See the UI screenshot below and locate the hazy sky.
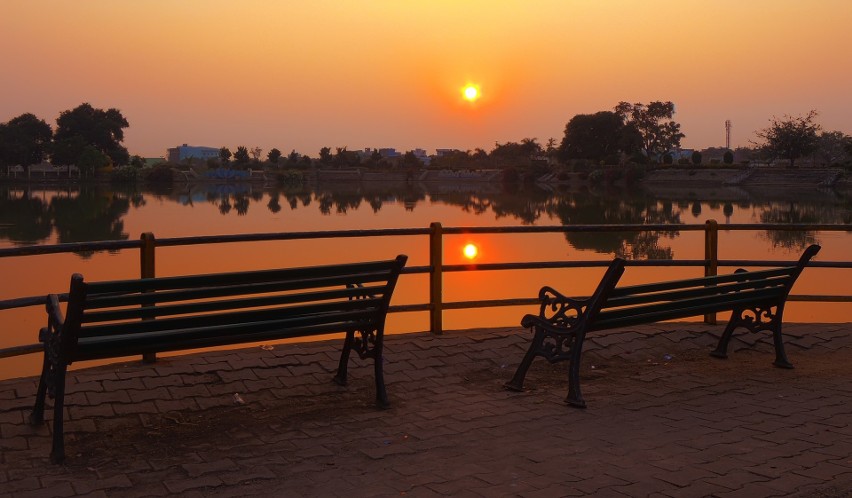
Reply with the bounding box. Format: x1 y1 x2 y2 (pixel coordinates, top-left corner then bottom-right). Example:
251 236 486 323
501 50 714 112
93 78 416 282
2 1 850 158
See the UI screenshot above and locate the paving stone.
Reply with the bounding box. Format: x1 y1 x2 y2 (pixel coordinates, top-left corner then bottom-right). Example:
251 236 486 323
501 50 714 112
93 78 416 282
163 475 223 494
1 324 852 497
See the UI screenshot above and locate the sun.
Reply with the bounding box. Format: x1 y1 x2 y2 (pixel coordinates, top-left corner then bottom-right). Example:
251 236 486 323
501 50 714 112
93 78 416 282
462 84 480 102
463 243 479 260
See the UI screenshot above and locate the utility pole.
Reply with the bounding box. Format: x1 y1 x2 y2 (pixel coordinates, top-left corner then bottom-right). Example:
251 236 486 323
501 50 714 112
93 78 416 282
725 120 732 150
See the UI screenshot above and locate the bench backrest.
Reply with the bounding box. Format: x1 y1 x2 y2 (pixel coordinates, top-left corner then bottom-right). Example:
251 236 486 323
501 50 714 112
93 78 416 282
590 244 820 331
57 256 408 362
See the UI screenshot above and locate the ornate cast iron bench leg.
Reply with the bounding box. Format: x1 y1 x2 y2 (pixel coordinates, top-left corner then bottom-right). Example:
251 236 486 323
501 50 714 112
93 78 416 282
504 327 545 392
50 365 68 464
29 337 50 426
565 336 586 409
333 330 354 387
710 305 793 369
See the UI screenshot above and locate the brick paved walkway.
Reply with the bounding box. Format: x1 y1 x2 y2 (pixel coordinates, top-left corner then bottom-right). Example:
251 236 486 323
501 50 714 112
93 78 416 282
1 323 851 497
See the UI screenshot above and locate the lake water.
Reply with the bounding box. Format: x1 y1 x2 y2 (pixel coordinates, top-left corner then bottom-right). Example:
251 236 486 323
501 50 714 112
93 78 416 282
1 180 850 380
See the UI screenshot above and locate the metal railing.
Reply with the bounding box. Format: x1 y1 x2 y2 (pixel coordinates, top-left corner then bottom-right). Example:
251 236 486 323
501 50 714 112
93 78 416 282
1 220 850 359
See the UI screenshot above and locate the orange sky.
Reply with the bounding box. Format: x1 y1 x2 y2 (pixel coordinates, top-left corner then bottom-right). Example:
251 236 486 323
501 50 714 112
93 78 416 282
2 1 850 157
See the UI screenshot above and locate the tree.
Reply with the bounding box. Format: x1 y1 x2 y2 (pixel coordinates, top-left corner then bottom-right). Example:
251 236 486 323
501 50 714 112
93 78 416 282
0 113 53 174
286 150 301 166
130 155 145 168
53 103 129 166
267 148 282 165
249 146 263 163
233 146 250 167
76 145 110 178
319 147 333 165
754 110 821 168
559 111 635 163
615 101 684 162
814 131 851 166
723 150 734 164
219 147 232 166
490 138 542 166
401 151 423 169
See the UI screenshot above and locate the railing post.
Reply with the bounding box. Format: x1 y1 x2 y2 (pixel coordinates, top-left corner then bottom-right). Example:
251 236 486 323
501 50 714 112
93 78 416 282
704 219 718 325
140 232 157 363
429 222 443 335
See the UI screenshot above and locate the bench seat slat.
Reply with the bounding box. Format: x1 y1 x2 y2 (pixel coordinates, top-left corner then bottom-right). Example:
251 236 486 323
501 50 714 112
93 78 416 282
593 287 783 329
84 261 399 295
74 320 372 361
604 277 788 308
84 271 394 309
80 285 386 324
608 267 795 298
78 298 382 338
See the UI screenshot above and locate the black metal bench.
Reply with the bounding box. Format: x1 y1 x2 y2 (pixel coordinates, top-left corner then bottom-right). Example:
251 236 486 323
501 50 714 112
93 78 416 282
505 245 820 408
30 255 408 463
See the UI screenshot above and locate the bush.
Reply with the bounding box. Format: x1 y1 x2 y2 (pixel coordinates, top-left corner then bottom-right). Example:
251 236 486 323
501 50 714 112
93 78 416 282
502 167 520 184
662 153 674 165
691 151 702 165
624 165 645 184
275 169 304 185
723 150 734 164
587 169 604 184
110 165 140 183
145 164 175 184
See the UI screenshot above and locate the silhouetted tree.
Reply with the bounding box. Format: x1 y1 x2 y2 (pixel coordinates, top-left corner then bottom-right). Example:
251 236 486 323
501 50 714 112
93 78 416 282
233 146 250 167
0 113 53 175
267 148 282 165
814 131 851 166
615 101 684 162
754 110 820 168
559 111 636 163
53 103 129 166
219 147 232 166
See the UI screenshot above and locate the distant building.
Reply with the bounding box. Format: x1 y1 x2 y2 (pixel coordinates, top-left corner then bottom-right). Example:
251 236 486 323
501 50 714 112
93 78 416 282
167 144 219 163
435 148 461 157
409 148 430 165
378 148 401 158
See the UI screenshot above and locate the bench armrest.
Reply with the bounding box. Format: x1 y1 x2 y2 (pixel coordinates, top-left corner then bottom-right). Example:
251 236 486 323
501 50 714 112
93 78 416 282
529 286 588 329
39 294 65 343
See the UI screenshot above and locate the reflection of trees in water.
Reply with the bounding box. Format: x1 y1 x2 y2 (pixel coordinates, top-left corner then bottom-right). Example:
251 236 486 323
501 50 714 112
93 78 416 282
551 193 681 259
50 188 130 258
429 185 552 224
2 184 849 262
0 189 52 244
759 202 833 250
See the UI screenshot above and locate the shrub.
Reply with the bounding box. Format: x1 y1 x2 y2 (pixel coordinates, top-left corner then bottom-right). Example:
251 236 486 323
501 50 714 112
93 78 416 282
587 169 604 184
110 165 140 183
145 164 175 184
691 151 702 165
275 169 304 185
502 167 520 184
723 150 734 164
662 153 674 165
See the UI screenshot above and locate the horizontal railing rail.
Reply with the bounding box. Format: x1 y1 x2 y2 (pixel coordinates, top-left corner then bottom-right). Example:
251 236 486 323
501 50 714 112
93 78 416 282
1 221 850 360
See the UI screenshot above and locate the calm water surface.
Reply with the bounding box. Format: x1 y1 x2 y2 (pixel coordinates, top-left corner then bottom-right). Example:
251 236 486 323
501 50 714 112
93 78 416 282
1 181 850 380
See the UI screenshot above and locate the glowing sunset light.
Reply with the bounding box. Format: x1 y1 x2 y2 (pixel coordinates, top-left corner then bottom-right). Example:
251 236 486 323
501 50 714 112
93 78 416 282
463 243 479 260
462 84 480 102
1 2 850 156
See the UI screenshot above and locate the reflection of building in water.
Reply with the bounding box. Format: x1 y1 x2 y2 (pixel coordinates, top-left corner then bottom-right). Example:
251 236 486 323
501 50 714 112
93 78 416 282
167 144 219 163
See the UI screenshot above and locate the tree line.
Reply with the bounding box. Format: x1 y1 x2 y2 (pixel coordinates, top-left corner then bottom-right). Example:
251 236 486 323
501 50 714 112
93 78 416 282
2 101 850 183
